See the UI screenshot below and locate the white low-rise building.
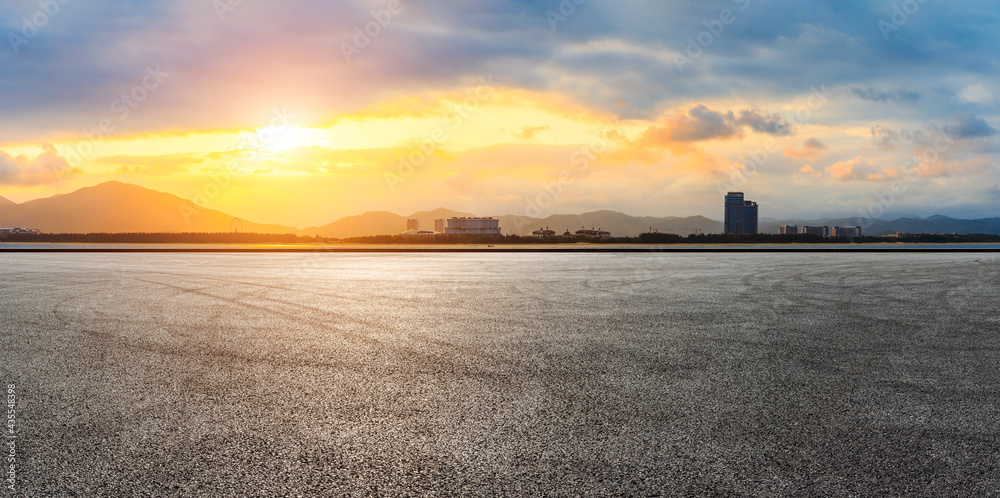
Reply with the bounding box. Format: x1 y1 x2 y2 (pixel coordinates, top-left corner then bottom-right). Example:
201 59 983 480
445 217 501 235
0 228 41 235
574 227 611 239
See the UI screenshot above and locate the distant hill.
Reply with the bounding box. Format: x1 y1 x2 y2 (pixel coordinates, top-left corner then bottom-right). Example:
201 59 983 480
0 195 14 208
0 181 298 234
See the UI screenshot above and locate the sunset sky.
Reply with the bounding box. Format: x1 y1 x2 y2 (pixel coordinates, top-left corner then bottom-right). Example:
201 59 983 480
1 0 998 227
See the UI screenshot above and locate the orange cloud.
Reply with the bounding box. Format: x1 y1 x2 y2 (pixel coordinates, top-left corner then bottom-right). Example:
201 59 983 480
826 156 898 181
0 144 78 185
914 155 989 178
638 105 742 150
511 125 552 140
784 137 827 161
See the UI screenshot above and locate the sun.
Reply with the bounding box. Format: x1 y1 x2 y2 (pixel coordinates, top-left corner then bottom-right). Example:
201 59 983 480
256 125 329 152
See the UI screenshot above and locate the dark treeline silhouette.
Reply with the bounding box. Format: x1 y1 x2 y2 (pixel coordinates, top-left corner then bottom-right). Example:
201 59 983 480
0 232 312 244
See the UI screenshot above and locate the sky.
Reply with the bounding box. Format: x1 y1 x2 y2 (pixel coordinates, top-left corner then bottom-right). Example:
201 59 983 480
1 0 998 228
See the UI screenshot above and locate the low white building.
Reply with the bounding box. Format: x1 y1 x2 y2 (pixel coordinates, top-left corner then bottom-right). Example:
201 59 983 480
445 217 501 235
0 228 41 235
401 229 439 237
574 227 611 239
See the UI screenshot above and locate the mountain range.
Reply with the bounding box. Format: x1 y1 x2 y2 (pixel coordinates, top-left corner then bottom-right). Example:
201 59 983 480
1 181 998 237
0 181 296 234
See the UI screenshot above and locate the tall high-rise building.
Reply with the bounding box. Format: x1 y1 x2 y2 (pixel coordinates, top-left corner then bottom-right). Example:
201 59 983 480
724 192 758 234
406 219 420 231
434 219 446 233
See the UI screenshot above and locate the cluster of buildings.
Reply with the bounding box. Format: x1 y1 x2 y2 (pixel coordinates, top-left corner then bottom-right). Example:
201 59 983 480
725 192 863 237
401 218 613 239
532 227 612 239
0 228 40 236
402 217 502 237
887 232 959 238
778 225 863 237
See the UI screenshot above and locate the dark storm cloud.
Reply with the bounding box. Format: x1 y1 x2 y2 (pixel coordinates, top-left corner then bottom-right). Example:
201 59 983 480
947 113 998 139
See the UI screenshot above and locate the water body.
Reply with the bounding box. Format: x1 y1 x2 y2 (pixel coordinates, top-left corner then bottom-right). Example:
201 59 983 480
1 253 998 495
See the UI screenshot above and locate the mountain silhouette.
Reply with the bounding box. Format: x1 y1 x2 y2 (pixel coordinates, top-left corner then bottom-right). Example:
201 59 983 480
0 181 297 233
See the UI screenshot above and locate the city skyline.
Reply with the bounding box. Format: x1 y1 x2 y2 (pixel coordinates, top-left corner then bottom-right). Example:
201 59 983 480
2 2 999 228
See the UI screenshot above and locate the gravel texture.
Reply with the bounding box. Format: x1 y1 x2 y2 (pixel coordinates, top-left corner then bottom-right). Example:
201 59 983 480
1 252 999 496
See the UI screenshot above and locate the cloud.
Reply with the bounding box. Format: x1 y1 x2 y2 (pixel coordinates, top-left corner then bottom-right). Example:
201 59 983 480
784 137 827 160
641 104 793 148
849 86 920 104
660 105 741 143
826 156 896 181
0 144 77 185
870 125 900 150
734 110 792 136
638 105 796 149
512 125 551 140
914 153 989 178
947 113 997 139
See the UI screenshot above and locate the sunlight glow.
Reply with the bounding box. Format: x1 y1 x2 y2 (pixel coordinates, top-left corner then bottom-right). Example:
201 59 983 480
256 126 331 152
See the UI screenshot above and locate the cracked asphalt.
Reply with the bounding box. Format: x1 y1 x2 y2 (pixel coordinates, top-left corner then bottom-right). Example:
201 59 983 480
1 252 998 496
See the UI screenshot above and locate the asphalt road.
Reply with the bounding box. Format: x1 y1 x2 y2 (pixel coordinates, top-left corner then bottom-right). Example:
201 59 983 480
1 252 998 496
